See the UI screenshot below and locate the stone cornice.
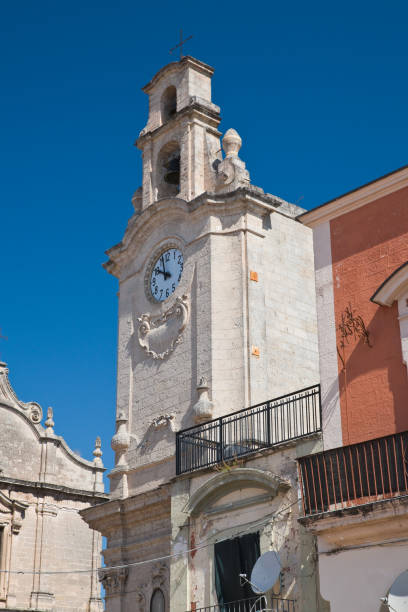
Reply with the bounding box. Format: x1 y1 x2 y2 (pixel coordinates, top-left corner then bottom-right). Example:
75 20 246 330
103 188 301 279
80 485 170 533
299 494 408 550
136 102 221 147
0 490 28 512
298 164 408 228
47 435 106 472
0 475 108 501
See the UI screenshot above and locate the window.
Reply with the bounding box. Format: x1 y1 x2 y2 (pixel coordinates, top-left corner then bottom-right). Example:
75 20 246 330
150 588 165 612
214 532 260 607
161 86 177 123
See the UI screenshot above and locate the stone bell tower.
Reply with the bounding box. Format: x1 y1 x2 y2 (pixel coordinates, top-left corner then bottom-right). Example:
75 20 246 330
83 56 321 612
134 55 223 208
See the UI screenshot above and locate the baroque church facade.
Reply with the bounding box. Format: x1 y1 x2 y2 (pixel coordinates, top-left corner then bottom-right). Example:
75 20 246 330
0 361 106 611
82 56 327 611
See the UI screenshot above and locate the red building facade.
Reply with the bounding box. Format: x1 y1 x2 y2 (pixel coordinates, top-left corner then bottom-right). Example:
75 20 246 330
298 164 408 612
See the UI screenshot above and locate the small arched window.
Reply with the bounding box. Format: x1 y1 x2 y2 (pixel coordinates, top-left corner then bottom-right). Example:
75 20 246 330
150 588 165 612
161 86 177 123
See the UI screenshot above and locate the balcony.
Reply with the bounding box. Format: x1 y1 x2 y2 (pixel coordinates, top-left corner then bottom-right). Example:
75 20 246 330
298 430 408 517
176 385 321 475
189 595 295 612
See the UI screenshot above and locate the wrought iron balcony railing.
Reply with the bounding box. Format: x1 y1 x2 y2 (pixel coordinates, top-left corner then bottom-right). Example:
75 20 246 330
298 430 408 516
188 595 295 612
176 384 321 475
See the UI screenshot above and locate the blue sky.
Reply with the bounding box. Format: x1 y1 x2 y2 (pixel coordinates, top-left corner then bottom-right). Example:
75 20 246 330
1 0 407 478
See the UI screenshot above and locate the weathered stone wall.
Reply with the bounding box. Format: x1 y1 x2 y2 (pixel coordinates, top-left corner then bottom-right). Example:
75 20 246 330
3 486 102 611
169 437 323 612
0 409 42 481
111 194 319 498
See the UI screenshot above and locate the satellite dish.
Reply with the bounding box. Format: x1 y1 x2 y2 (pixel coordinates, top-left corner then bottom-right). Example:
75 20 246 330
250 551 281 594
387 570 408 611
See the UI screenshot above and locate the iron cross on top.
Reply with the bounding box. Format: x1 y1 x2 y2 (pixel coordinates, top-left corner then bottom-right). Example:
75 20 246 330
169 29 193 60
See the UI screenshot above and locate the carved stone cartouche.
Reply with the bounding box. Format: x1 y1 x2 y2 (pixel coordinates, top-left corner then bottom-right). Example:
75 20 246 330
137 294 190 360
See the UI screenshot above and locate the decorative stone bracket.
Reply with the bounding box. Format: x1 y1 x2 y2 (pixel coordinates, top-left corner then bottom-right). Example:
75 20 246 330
137 294 189 360
98 567 128 596
0 491 28 534
151 414 175 430
152 561 167 588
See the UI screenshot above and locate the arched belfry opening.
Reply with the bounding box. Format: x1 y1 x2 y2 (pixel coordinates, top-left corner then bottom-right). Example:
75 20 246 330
161 86 177 123
156 141 181 199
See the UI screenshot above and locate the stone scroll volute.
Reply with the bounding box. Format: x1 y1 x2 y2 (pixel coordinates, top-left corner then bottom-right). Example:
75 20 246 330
137 294 189 360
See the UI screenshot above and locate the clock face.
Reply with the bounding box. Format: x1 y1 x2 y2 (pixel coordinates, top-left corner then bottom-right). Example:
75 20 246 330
149 248 183 302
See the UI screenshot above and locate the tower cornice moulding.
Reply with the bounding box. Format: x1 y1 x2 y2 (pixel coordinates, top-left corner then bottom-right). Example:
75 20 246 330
136 101 221 144
103 189 300 278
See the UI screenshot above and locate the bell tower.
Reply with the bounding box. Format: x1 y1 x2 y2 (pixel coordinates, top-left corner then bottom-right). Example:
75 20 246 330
83 56 322 612
135 56 222 209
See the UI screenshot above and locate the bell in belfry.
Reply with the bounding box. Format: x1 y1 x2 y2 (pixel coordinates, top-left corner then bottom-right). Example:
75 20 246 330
163 155 180 185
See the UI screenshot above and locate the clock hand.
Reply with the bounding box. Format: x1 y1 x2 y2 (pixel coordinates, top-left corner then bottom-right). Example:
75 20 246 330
161 256 171 280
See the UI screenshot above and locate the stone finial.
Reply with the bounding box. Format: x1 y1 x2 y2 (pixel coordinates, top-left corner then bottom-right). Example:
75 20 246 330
93 436 103 467
222 128 242 158
111 413 130 470
192 377 214 424
45 407 55 435
216 128 250 193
